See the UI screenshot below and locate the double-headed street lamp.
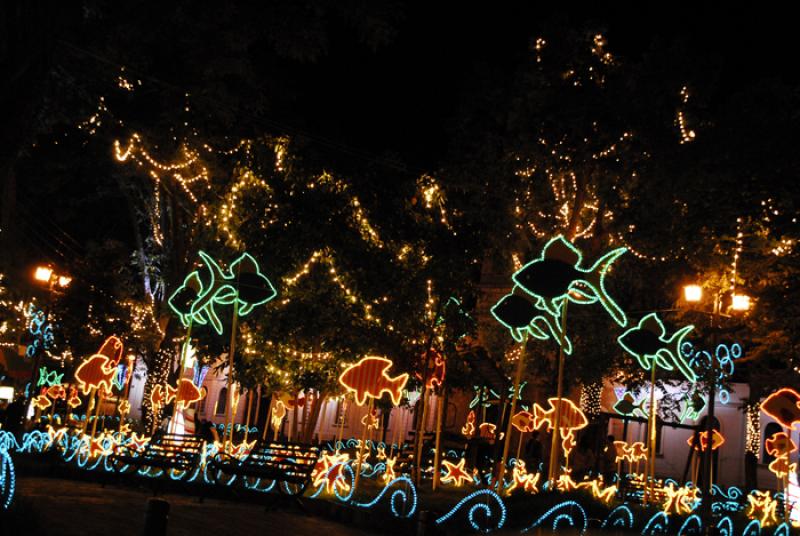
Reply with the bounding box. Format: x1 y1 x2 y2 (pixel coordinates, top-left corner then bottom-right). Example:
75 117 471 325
28 264 71 412
682 283 750 533
33 265 72 291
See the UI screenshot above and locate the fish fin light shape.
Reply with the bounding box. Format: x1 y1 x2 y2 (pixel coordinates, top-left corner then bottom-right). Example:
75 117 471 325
582 245 628 327
511 235 628 328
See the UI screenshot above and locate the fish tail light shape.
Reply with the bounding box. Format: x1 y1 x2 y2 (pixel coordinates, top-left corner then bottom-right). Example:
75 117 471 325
532 402 550 431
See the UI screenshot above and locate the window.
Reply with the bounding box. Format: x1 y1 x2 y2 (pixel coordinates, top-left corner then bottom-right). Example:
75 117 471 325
215 388 227 416
763 422 782 464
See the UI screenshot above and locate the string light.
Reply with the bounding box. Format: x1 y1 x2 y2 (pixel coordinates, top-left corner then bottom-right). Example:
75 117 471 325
282 249 386 326
677 86 696 144
745 405 761 458
579 382 602 418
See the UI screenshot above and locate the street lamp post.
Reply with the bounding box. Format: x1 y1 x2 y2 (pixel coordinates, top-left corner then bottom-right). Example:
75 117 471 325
682 284 750 534
28 265 71 413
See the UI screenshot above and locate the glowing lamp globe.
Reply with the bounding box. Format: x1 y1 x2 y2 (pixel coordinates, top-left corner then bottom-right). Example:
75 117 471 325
34 266 53 282
683 285 702 303
732 294 751 311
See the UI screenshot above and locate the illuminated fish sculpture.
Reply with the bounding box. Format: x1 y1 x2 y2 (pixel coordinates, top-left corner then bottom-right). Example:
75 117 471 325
511 410 536 433
490 292 556 345
46 384 66 400
761 388 800 429
618 313 696 382
613 391 647 418
67 387 81 408
765 431 799 479
74 336 124 395
532 398 588 456
338 356 409 406
512 235 627 327
165 378 204 407
168 251 277 335
687 429 725 451
33 389 51 410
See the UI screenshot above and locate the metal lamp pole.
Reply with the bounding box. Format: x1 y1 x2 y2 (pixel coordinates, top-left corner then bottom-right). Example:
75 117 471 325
699 295 719 534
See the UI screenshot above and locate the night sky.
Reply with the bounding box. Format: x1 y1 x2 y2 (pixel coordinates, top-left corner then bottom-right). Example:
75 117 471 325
9 3 800 274
280 3 798 170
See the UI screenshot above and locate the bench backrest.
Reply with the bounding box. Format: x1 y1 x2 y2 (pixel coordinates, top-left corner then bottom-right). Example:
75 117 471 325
143 433 204 469
243 441 320 482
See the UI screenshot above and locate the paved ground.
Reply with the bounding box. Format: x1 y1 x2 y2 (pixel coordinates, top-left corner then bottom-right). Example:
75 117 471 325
10 477 375 536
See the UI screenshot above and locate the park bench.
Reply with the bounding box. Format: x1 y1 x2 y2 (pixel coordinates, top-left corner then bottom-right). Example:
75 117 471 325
395 435 435 475
207 440 320 497
110 432 204 481
619 475 667 505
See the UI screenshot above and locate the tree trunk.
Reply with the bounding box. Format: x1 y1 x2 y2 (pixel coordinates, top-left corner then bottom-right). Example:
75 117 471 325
302 391 326 443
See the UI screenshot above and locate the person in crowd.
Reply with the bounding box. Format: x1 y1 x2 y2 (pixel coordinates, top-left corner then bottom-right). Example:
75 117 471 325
571 436 595 480
602 435 618 482
524 430 543 471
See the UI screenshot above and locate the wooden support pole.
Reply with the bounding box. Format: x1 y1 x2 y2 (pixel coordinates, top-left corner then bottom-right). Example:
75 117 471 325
644 364 657 503
222 302 239 449
243 389 253 443
353 398 373 496
498 333 528 489
432 389 446 491
548 300 569 483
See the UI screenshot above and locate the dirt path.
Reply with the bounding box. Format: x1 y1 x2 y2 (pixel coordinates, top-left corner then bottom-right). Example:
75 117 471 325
13 476 374 536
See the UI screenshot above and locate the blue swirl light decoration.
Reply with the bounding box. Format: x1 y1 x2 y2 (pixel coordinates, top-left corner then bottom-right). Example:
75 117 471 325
310 462 356 502
712 484 744 501
677 514 702 536
353 476 418 518
716 516 734 536
1 448 15 509
435 489 507 533
773 523 790 536
742 519 761 536
683 341 743 404
601 505 634 530
522 500 587 534
641 511 669 535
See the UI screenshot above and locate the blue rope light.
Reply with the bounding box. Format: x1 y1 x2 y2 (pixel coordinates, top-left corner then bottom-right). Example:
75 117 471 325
522 500 587 534
773 523 790 536
641 512 669 535
742 519 761 536
353 476 417 518
435 489 507 532
601 505 634 529
677 514 702 536
717 516 733 536
1 448 15 509
0 431 19 451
